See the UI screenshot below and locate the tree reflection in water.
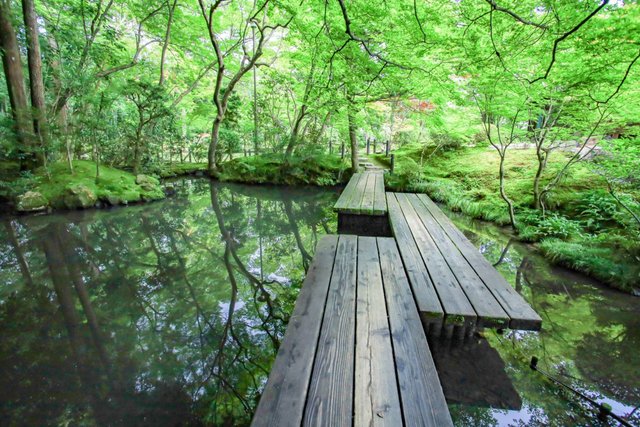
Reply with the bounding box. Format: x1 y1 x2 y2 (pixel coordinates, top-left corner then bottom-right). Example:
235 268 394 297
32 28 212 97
445 209 640 427
0 179 338 426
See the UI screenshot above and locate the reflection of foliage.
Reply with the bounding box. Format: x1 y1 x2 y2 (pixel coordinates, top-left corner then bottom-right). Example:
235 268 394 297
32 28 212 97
443 207 640 426
0 178 337 426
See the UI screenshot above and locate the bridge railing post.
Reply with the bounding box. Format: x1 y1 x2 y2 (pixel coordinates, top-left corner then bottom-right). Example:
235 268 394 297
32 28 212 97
386 140 390 157
390 153 395 174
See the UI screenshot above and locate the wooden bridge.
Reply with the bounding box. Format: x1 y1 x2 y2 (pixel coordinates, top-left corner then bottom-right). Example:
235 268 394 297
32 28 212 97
252 171 542 426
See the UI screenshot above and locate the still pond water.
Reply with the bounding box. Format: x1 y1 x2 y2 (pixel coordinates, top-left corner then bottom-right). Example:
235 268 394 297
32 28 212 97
0 178 637 426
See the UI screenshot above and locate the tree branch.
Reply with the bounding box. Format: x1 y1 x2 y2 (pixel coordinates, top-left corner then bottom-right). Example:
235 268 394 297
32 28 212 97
530 0 609 83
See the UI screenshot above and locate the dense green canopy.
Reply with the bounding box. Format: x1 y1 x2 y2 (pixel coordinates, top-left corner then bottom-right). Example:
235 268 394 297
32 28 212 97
0 0 637 173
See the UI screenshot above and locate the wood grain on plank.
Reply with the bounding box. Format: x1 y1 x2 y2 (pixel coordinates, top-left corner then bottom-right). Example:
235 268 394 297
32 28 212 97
355 236 403 426
361 172 376 215
334 173 362 212
386 193 444 327
252 236 338 427
378 237 454 427
405 193 509 328
372 173 387 215
393 193 476 327
303 234 358 427
416 194 542 330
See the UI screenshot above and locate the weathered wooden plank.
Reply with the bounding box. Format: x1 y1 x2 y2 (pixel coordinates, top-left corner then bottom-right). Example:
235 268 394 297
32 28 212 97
405 193 509 329
333 173 362 212
360 172 377 215
393 193 476 327
355 236 402 426
378 237 454 427
416 194 542 330
372 173 387 215
303 235 357 426
335 172 388 216
386 193 444 328
343 173 369 214
252 236 338 427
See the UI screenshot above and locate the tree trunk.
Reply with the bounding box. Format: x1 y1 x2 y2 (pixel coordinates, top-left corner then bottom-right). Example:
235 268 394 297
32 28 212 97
22 0 49 161
159 0 177 85
313 111 331 146
348 107 359 173
45 18 74 172
208 116 223 176
284 105 306 159
0 1 36 168
133 121 143 174
252 26 259 155
532 150 547 210
498 152 517 229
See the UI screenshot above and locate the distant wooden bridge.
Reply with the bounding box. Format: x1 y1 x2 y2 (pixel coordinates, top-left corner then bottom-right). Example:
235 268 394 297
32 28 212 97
252 170 542 426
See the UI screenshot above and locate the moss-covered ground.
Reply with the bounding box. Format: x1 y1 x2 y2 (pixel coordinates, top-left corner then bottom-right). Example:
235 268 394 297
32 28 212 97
377 144 640 292
219 153 352 186
3 160 165 212
151 162 209 178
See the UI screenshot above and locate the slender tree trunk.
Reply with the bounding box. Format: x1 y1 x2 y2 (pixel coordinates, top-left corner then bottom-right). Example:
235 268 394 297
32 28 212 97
498 152 517 228
533 151 548 210
133 122 143 174
45 19 74 172
208 116 223 176
0 1 36 168
313 111 331 145
348 107 359 173
284 105 306 159
252 25 259 155
22 0 49 161
159 0 177 85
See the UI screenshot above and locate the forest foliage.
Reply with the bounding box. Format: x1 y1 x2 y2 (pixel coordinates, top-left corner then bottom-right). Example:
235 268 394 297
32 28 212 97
0 0 639 287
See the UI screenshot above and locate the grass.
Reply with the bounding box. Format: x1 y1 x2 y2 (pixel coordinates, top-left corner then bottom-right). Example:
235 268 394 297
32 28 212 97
219 153 352 186
380 143 640 292
6 160 165 211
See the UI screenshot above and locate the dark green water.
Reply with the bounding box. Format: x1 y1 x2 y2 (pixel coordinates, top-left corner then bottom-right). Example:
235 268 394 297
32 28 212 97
0 178 637 426
0 179 338 426
444 211 640 427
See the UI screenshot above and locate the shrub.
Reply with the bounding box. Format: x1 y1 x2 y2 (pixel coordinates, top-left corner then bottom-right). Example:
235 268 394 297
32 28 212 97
431 132 466 151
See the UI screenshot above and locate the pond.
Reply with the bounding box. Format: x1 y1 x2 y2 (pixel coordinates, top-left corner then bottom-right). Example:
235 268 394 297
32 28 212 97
0 179 338 426
0 178 637 426
444 211 639 427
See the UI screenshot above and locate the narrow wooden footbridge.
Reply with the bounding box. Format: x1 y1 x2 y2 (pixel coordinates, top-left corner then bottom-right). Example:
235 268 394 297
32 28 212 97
252 170 542 426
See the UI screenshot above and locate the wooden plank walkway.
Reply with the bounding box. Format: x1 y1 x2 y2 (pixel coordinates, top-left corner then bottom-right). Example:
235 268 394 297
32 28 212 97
387 192 542 331
254 172 542 424
252 235 453 427
334 171 387 216
334 171 390 236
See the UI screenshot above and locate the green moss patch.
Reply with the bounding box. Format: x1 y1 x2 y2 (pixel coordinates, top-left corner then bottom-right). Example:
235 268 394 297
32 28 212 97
383 144 640 293
12 160 165 212
219 154 351 186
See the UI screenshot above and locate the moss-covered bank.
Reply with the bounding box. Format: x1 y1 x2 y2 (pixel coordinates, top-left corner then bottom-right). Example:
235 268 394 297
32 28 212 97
219 153 352 186
377 145 640 293
2 160 165 214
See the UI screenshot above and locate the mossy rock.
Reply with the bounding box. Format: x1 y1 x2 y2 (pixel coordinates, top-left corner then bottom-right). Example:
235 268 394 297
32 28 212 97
135 174 160 190
101 193 124 206
61 184 97 209
17 191 49 212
